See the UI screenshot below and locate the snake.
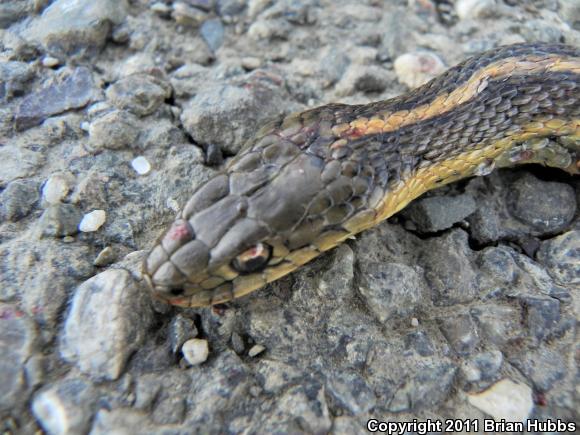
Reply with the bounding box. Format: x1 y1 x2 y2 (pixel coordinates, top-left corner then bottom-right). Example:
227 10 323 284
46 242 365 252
143 42 580 307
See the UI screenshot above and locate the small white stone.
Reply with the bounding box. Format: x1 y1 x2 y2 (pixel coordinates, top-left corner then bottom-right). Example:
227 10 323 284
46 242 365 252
394 52 446 88
410 317 419 327
42 56 60 67
456 0 497 20
182 339 209 365
248 344 266 357
79 210 106 232
151 1 171 15
467 379 533 422
42 174 72 204
131 156 151 175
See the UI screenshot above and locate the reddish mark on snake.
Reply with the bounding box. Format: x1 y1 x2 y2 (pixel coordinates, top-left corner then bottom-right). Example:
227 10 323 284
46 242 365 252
167 221 193 241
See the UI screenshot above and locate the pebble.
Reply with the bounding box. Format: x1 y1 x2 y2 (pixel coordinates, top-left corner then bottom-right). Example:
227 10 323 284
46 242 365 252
201 18 225 52
41 56 60 68
150 2 171 16
537 231 580 285
23 0 128 57
467 379 533 421
507 174 575 234
32 379 96 435
182 339 209 365
38 204 82 237
358 262 426 324
248 344 266 357
241 56 262 70
169 315 198 354
131 156 152 175
402 193 476 233
455 0 497 20
79 210 106 232
0 179 39 222
15 67 101 131
438 312 480 356
106 75 171 117
42 173 72 204
0 61 34 101
181 77 288 154
394 51 446 88
88 110 140 150
60 269 153 380
0 304 37 411
172 2 208 27
335 65 389 96
93 247 116 267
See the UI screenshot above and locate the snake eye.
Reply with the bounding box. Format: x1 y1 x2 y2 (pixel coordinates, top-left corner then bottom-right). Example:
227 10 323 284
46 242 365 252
232 243 272 274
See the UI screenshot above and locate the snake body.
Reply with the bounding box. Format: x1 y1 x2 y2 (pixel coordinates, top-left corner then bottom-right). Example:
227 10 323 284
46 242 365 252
143 43 580 307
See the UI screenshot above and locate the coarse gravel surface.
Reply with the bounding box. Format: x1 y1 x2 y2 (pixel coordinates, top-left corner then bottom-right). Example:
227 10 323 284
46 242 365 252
0 0 579 434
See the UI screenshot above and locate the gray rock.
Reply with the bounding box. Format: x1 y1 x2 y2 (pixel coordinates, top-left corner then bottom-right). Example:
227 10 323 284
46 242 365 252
0 1 32 28
0 240 94 326
0 304 38 412
0 179 39 222
388 362 457 412
560 0 580 29
88 110 140 150
520 296 561 343
507 173 576 234
15 67 101 131
460 350 503 385
60 269 153 381
420 229 479 305
217 0 246 16
187 0 215 12
249 382 332 434
181 71 290 154
325 370 376 414
0 143 46 188
0 61 35 101
23 0 129 58
200 18 225 52
438 312 479 356
106 75 172 117
402 193 476 233
335 65 390 96
509 348 566 392
38 203 82 237
357 262 427 324
471 304 524 347
168 314 198 354
90 408 152 435
467 172 576 244
172 2 209 27
404 331 435 357
537 231 580 286
32 379 97 435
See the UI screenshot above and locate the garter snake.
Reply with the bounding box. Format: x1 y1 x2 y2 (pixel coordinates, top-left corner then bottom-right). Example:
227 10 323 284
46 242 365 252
143 42 580 307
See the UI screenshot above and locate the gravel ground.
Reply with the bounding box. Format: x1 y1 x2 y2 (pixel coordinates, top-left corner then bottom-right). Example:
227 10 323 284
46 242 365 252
0 0 579 434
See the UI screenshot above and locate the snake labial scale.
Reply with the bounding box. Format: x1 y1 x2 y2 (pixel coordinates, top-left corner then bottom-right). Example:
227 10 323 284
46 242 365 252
143 42 580 307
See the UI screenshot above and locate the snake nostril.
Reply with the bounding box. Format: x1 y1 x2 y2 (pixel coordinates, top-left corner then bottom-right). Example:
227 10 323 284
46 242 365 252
169 287 185 296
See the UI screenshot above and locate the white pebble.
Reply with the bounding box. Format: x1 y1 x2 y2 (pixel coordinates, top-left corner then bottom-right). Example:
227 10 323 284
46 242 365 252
79 210 106 232
182 339 209 365
456 0 497 20
131 156 151 175
42 174 71 204
467 379 533 422
42 56 60 67
394 52 446 88
248 344 266 357
410 317 419 327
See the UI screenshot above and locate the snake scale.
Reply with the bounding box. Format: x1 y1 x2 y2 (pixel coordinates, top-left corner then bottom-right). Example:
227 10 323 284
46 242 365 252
143 42 580 307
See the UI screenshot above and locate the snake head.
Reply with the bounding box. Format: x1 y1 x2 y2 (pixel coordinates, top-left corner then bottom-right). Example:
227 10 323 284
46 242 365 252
142 137 361 307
